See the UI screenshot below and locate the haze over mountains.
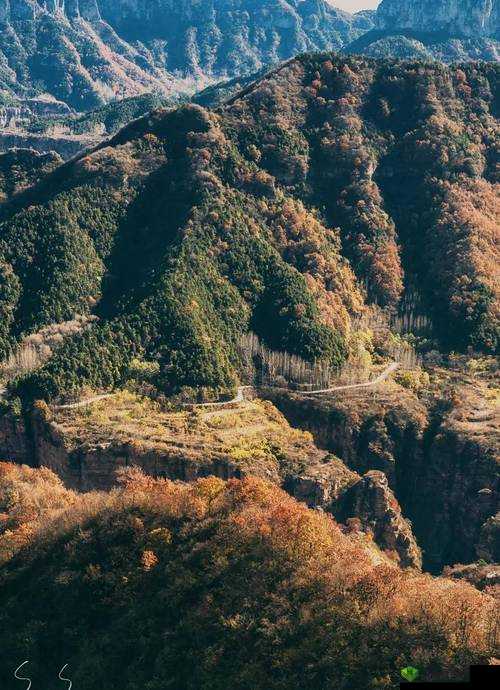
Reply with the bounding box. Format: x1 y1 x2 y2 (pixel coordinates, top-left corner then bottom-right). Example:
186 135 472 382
0 0 373 109
352 0 500 61
0 1 498 157
377 0 499 37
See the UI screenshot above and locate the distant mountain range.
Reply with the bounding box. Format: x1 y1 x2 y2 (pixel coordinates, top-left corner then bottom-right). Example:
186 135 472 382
350 0 499 61
0 1 498 158
377 0 499 38
0 1 373 110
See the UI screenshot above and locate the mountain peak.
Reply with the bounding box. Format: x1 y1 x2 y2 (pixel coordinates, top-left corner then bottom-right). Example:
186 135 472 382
0 1 373 112
376 0 500 38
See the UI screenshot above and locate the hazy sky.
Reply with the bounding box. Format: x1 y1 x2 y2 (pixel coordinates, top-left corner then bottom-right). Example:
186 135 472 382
334 1 381 11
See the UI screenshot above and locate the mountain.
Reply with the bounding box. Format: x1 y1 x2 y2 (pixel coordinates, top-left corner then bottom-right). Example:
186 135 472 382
7 72 268 159
3 1 499 160
0 1 373 110
348 0 500 62
0 51 498 690
0 0 375 154
376 0 500 37
0 469 495 689
0 54 497 403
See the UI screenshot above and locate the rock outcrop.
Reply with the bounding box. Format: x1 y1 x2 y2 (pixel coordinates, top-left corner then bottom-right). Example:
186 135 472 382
376 0 500 38
264 386 428 489
0 1 373 112
337 470 422 569
347 0 500 62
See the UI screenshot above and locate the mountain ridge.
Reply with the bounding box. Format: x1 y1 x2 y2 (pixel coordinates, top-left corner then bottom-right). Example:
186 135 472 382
352 0 500 62
0 53 497 403
376 0 500 39
0 0 373 110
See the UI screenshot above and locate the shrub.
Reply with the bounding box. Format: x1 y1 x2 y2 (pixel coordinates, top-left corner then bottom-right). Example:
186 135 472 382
0 470 495 690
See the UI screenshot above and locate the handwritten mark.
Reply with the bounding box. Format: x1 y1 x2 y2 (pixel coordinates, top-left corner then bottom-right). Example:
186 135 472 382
14 661 72 688
59 664 72 689
14 661 31 690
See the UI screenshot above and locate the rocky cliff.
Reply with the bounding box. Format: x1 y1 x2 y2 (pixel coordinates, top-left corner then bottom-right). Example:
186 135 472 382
0 391 422 569
0 1 372 111
337 470 422 569
267 374 499 573
347 0 500 62
377 0 500 38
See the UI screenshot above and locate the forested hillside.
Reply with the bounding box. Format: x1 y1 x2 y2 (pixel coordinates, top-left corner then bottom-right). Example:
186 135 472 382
0 0 372 109
0 148 60 201
0 55 498 402
0 467 496 689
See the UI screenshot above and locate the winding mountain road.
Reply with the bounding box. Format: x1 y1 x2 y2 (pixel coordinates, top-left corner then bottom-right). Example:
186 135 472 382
194 386 251 407
300 361 400 396
55 393 117 410
193 361 400 407
0 363 400 411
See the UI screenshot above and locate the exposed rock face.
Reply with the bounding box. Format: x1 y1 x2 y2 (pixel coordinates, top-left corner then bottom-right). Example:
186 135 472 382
346 0 500 62
95 0 373 74
0 1 373 112
478 513 500 563
284 455 359 509
0 412 29 464
267 381 499 573
264 387 428 489
400 423 498 573
0 396 422 569
0 1 178 111
14 397 347 499
337 470 422 569
377 0 500 38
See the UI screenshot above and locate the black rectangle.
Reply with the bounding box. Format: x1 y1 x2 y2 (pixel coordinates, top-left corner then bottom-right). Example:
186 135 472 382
402 685 467 688
471 665 500 681
400 664 500 688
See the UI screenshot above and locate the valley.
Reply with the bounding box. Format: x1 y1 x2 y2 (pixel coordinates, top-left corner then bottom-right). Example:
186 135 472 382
1 344 497 576
0 9 498 686
1 0 498 158
0 53 497 591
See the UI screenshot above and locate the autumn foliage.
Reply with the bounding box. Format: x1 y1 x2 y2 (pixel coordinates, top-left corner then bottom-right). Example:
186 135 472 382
0 465 496 689
0 56 498 405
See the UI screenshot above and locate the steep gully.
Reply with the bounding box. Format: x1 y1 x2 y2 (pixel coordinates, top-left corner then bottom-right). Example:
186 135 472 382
266 387 498 574
1 362 497 574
